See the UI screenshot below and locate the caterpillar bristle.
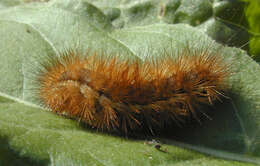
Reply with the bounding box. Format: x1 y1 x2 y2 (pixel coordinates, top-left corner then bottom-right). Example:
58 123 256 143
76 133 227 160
37 48 230 135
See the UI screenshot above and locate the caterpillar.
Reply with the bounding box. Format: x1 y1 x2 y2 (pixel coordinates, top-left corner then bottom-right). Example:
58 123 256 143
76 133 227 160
36 48 230 135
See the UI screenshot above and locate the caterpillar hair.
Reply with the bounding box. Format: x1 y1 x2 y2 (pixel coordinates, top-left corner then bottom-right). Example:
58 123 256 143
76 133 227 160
35 48 230 135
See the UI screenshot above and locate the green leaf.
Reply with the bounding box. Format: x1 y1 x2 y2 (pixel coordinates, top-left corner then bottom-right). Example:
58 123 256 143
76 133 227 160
241 0 260 61
0 96 257 166
0 0 259 165
90 0 258 60
0 0 23 9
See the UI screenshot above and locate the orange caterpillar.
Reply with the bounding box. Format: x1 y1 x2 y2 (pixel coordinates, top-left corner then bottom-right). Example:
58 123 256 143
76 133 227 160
37 48 230 134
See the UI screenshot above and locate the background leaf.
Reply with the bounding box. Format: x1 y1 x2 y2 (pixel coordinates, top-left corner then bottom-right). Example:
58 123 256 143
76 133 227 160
89 0 259 60
241 0 260 61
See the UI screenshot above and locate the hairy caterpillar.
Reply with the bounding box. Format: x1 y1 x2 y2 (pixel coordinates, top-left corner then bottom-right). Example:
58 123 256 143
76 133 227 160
36 48 230 135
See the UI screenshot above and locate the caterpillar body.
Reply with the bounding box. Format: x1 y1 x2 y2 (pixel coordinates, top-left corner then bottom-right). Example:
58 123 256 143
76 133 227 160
36 48 230 135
